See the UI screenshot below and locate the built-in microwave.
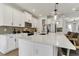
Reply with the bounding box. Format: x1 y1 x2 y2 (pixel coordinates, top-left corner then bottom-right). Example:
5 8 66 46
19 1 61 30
25 22 32 28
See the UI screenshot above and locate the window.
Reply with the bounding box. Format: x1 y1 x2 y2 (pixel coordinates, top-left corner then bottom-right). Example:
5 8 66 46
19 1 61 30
68 24 72 31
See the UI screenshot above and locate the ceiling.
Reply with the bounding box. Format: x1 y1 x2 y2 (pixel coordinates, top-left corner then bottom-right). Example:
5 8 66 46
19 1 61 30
15 3 79 18
6 3 79 20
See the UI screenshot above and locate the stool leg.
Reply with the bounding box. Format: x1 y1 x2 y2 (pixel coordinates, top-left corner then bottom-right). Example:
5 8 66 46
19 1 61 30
73 40 76 46
67 49 70 56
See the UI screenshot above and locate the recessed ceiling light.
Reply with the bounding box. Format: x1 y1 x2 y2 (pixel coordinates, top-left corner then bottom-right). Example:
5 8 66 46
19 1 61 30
39 14 42 17
32 9 36 13
72 8 76 11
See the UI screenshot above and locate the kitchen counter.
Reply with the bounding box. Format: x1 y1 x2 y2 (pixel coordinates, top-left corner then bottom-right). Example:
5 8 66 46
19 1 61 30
18 32 76 56
19 32 76 50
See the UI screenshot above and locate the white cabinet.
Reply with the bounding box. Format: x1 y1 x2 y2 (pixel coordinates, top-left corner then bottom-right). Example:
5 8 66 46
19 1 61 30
12 8 25 27
0 4 3 25
7 35 16 52
0 4 25 27
31 17 38 28
0 35 17 54
24 12 38 28
18 11 25 27
0 35 7 54
19 39 34 56
33 43 53 56
12 8 20 27
24 12 32 23
36 19 43 33
2 5 13 26
0 4 12 26
19 39 58 56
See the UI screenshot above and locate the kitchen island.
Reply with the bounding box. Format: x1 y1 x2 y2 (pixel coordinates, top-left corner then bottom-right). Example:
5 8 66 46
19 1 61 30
18 32 76 56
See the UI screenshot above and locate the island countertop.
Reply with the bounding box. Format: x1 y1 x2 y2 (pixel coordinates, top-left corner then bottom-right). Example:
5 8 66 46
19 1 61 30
18 32 76 50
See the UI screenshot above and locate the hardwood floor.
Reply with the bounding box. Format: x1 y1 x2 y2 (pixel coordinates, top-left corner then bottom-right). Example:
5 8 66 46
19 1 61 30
0 49 18 56
0 48 79 56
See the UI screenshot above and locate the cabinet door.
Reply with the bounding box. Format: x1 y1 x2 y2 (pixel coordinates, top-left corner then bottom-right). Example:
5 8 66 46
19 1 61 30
15 38 18 48
7 36 16 51
32 17 37 28
18 11 25 27
24 12 32 23
12 8 19 26
3 5 12 26
0 36 7 53
0 4 4 25
12 8 25 27
19 39 34 56
33 43 53 56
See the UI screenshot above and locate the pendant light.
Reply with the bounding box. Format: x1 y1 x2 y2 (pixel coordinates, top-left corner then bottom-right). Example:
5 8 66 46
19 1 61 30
54 3 59 20
54 3 59 33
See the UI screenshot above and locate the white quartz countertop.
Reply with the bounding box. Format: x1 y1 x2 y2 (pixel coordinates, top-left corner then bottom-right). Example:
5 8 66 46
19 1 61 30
18 32 76 50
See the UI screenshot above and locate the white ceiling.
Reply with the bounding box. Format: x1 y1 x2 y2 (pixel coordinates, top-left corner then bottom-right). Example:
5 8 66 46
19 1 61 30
15 3 79 18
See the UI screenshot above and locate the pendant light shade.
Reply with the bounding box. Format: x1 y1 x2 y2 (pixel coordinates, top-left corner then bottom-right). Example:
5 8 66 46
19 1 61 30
54 14 57 20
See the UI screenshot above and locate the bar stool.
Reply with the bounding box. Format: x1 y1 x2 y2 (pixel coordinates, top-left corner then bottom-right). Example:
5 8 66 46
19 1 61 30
69 33 79 54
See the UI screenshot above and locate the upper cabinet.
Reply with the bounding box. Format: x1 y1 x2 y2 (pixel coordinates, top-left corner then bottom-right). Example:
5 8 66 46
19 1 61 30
32 17 38 28
24 12 32 23
0 4 4 25
12 8 25 27
0 4 38 27
0 4 25 27
3 4 13 26
24 12 38 28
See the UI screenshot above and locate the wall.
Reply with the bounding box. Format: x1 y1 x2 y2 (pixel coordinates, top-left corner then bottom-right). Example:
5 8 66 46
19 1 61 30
62 20 79 34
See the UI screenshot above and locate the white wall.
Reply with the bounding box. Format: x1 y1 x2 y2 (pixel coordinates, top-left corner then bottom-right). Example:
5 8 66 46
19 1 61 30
62 19 79 34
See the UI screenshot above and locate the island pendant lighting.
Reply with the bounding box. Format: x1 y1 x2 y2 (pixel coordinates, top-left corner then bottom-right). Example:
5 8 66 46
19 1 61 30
54 3 59 33
54 3 59 21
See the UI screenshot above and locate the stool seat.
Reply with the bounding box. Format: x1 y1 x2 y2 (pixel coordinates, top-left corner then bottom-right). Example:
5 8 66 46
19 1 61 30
69 38 78 41
75 46 79 49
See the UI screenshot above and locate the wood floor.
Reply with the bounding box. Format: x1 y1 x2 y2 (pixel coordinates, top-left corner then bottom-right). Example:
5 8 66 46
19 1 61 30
0 49 18 56
0 48 79 56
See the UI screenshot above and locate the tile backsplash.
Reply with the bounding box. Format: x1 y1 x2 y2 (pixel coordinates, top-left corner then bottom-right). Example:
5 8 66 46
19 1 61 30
0 26 24 34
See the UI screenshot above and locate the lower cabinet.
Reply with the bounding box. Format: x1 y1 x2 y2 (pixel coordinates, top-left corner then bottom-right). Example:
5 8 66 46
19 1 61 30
33 43 54 56
0 35 18 54
19 39 58 56
19 39 34 56
7 35 16 52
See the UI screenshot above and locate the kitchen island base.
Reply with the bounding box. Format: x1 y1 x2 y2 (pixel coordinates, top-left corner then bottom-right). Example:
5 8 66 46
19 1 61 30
19 39 58 56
